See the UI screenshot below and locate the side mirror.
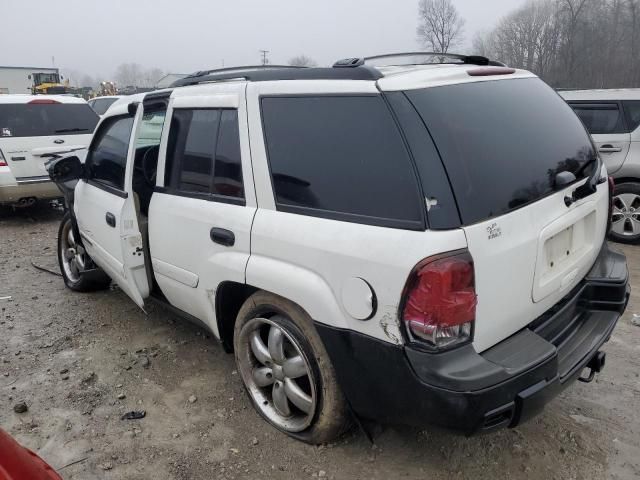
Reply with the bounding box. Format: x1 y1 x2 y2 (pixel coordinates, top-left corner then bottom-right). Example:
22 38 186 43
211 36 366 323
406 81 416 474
47 156 84 183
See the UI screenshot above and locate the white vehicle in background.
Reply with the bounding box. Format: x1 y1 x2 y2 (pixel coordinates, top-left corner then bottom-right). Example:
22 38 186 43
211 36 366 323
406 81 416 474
88 96 122 117
0 95 98 206
561 89 640 243
48 54 628 444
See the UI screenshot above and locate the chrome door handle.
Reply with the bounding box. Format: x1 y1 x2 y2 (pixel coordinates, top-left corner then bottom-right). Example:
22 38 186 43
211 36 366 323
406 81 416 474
599 145 623 153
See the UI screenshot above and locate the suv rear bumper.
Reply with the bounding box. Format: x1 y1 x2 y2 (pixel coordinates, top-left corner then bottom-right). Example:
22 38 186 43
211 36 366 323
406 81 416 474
0 171 60 204
316 244 629 435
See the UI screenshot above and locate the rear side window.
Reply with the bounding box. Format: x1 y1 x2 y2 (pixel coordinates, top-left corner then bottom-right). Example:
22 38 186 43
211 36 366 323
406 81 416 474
623 101 640 133
90 98 119 115
570 103 626 134
0 103 98 138
261 96 424 229
86 115 134 191
164 109 244 202
406 78 598 225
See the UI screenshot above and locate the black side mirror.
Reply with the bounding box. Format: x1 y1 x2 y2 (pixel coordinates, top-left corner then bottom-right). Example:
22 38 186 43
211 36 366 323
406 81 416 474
47 156 84 183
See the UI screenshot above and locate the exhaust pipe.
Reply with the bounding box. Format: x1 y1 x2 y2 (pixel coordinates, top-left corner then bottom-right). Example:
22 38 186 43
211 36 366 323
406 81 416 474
14 197 37 208
579 351 606 383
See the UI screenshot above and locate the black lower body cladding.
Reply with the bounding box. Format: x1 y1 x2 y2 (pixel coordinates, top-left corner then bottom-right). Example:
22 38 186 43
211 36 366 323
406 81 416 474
315 244 629 435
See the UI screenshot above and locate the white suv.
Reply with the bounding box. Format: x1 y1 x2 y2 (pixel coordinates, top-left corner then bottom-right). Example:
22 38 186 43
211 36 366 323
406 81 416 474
0 95 98 207
561 89 640 244
47 54 629 444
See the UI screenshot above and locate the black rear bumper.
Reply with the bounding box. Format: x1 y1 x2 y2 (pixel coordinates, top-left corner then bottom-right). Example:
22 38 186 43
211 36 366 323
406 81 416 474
316 244 629 435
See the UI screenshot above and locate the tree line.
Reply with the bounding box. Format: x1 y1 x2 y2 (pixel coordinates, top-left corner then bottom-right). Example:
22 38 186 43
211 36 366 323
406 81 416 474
418 0 640 89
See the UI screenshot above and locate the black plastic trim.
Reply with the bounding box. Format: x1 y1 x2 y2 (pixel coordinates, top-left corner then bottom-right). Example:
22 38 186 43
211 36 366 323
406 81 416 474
85 179 128 199
153 186 246 207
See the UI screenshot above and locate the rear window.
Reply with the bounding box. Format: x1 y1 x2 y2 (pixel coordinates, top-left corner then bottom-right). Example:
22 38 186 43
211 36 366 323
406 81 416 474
0 103 98 138
90 98 119 115
623 101 640 133
570 103 626 134
261 96 424 229
405 78 598 225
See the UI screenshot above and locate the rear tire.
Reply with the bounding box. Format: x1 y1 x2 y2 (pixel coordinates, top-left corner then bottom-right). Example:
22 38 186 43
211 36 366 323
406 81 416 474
57 213 111 292
609 182 640 245
233 291 350 444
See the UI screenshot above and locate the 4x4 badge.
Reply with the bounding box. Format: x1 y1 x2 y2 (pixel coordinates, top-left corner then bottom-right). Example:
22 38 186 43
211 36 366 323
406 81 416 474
487 223 502 240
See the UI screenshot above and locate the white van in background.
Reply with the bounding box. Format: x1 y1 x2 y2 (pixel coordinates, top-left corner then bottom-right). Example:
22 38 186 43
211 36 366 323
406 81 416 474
0 95 98 206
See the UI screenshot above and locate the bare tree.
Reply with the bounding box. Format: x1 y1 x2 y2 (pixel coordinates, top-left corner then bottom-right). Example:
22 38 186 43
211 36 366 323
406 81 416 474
114 63 165 87
288 55 318 67
416 0 465 53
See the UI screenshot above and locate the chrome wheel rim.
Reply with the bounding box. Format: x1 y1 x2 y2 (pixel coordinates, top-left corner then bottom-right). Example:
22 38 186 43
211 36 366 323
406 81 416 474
60 220 86 282
612 193 640 237
237 316 316 432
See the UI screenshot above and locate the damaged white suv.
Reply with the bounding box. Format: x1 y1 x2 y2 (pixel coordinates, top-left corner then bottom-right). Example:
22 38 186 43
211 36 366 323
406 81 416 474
48 53 629 444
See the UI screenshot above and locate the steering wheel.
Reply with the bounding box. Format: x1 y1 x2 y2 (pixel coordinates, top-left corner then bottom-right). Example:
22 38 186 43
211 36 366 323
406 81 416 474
141 145 160 187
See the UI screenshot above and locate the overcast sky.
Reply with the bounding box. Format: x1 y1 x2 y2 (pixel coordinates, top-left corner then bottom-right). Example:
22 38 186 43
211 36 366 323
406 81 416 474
1 0 527 80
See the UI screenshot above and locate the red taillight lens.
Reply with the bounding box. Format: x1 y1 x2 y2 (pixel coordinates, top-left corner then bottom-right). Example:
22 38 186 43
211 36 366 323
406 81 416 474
0 149 7 167
401 251 477 350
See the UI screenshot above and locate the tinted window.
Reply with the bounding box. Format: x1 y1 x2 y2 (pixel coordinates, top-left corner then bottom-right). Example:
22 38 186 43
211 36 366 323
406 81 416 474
0 103 98 138
571 103 626 134
165 109 219 194
214 110 243 198
90 98 119 115
623 101 640 133
261 96 423 229
86 115 134 190
406 78 598 225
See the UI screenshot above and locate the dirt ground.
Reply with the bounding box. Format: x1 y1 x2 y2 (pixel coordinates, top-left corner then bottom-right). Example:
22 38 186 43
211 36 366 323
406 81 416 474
1 204 639 480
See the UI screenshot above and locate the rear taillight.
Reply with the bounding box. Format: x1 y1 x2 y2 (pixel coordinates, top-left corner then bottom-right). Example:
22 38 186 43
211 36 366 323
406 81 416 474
401 251 477 350
607 176 615 233
0 149 7 167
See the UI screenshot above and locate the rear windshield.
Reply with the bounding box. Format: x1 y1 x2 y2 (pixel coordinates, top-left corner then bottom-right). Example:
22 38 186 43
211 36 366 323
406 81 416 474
90 98 119 115
0 103 99 138
405 78 597 225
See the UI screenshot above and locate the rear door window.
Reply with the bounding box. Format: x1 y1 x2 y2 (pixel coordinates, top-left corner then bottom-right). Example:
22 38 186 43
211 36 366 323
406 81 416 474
90 98 119 115
570 103 626 134
85 115 134 191
406 78 598 225
260 96 424 229
164 108 245 202
0 103 98 137
623 101 640 133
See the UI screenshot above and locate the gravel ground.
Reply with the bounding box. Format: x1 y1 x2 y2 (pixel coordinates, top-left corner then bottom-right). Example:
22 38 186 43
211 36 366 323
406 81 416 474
1 204 639 480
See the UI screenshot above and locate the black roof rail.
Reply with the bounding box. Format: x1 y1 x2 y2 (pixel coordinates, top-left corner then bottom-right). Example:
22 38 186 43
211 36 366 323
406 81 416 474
333 52 506 68
170 65 383 87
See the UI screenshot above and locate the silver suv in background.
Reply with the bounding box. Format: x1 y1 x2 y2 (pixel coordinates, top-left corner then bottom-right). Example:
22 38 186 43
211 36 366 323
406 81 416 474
561 90 640 243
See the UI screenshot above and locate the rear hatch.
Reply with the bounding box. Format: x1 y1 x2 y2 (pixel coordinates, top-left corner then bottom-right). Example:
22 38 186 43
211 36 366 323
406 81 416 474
403 77 608 352
0 100 98 180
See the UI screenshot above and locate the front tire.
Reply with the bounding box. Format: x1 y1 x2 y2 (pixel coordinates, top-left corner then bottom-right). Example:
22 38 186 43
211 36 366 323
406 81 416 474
57 213 111 292
609 182 640 245
234 291 350 444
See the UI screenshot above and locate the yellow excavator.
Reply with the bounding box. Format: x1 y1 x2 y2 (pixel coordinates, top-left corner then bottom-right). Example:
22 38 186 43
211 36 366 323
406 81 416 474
30 72 68 95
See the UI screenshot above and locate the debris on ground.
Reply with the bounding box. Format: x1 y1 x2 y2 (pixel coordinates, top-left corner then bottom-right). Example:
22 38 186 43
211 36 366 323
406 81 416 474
121 410 146 420
0 296 12 301
632 314 640 327
13 402 28 414
117 393 126 400
188 395 197 404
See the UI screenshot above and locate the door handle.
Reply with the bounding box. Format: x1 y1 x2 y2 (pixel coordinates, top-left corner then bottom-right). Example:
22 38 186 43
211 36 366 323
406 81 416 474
210 228 235 247
599 145 623 153
105 212 116 228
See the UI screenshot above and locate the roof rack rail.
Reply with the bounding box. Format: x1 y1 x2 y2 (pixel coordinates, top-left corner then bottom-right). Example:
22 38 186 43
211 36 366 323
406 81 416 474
333 52 506 68
170 64 383 87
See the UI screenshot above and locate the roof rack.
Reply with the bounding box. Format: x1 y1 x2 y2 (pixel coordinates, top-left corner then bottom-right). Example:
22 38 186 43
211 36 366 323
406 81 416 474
333 52 506 68
170 64 383 87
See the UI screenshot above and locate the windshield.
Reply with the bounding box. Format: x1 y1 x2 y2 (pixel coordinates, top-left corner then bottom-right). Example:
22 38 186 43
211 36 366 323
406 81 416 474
0 103 99 138
404 78 598 225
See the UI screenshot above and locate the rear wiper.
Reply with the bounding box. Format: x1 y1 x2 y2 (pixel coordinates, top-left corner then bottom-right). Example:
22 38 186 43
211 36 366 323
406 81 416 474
54 128 90 133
